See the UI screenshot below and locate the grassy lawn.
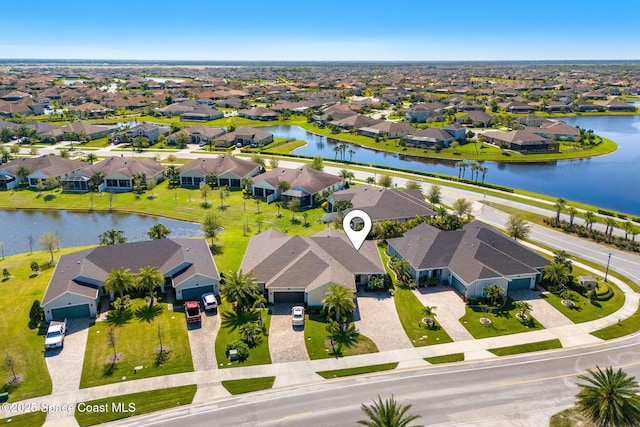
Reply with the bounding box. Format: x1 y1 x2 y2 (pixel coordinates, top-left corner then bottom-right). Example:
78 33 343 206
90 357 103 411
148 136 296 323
304 310 379 359
214 302 272 369
424 353 465 364
0 250 60 401
549 407 591 427
261 139 307 154
590 304 640 340
377 244 453 346
316 362 398 379
488 339 562 356
79 299 193 388
221 376 275 395
0 411 46 427
459 298 544 339
541 281 625 324
74 385 196 426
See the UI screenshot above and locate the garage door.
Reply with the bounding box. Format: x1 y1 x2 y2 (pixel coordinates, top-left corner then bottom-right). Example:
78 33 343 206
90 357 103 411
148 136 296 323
450 276 467 296
51 304 90 320
273 291 305 304
181 285 214 301
509 278 532 291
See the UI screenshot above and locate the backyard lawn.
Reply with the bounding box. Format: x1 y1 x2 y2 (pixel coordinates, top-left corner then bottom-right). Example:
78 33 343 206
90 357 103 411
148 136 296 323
79 299 193 388
214 301 272 369
459 298 544 339
0 250 68 401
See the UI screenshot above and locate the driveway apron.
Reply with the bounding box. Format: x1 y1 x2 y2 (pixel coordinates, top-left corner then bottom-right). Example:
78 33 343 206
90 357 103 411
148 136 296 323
269 304 310 363
354 291 412 351
413 286 474 341
187 310 221 371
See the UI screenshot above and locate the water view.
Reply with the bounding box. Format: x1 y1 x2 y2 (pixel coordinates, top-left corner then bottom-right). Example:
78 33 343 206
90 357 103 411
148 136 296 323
262 115 640 215
0 210 202 256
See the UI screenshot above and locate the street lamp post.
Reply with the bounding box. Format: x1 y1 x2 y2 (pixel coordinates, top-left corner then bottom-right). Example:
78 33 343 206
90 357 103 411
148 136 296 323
604 253 612 282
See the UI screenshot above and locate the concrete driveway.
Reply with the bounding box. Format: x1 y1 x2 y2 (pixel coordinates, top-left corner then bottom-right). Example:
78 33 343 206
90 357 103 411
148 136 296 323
413 286 474 341
509 289 574 329
354 291 412 351
187 309 220 371
269 304 309 363
44 317 90 393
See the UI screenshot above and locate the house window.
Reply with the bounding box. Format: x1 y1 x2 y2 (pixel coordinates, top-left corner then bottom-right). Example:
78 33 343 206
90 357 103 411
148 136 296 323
106 179 118 187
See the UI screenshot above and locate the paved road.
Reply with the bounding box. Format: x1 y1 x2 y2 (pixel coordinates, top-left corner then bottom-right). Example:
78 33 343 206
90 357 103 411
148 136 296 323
113 334 640 427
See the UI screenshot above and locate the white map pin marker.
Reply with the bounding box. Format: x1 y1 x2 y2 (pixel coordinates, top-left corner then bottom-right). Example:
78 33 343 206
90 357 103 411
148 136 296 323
343 209 372 251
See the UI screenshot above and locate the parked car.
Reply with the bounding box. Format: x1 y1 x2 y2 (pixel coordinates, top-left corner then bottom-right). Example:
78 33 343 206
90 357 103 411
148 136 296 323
201 293 218 311
184 301 202 323
45 319 67 349
291 306 305 327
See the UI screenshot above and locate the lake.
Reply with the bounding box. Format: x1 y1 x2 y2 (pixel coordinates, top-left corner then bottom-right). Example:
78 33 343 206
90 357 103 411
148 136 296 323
0 210 202 257
261 115 640 215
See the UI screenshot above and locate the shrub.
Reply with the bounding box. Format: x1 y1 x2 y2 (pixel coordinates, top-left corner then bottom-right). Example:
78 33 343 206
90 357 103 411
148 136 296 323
367 275 385 291
226 341 249 361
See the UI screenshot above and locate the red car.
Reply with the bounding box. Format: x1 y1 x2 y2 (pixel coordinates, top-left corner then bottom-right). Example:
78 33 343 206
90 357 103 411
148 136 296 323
184 301 202 323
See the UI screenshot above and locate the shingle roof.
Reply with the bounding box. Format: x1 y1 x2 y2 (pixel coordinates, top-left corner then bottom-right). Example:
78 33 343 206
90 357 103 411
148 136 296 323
80 156 166 179
388 221 549 284
43 239 218 305
252 165 343 195
0 154 88 178
331 186 434 221
179 155 259 178
241 228 384 292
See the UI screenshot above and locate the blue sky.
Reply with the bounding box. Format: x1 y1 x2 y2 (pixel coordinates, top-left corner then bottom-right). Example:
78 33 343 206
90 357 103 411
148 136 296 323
1 0 638 61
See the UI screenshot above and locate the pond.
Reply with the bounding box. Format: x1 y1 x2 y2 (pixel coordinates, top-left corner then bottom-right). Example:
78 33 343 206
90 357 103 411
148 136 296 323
260 115 640 215
0 210 202 257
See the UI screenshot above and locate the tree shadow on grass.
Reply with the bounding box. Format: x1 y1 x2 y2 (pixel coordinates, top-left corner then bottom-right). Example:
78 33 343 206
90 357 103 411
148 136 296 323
134 304 164 323
221 309 259 332
102 362 119 378
105 309 133 326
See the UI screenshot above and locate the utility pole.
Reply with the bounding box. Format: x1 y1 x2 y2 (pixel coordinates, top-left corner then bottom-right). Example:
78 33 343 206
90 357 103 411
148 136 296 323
604 253 612 282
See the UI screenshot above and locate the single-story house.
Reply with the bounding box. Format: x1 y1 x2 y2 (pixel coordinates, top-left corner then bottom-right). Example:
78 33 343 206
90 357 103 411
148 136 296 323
117 123 162 143
251 165 344 206
237 107 278 121
52 121 113 141
595 99 636 112
215 126 273 148
403 128 455 149
327 186 435 222
42 238 219 321
180 105 224 121
529 120 580 141
0 155 89 190
170 126 226 146
456 111 494 127
387 221 550 298
179 155 260 189
61 156 166 193
0 99 44 117
481 129 559 152
358 121 416 139
502 101 535 114
241 228 384 304
330 113 380 130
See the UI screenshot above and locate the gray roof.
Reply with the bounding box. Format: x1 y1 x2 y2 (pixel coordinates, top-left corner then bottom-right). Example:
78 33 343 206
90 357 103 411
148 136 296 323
0 154 88 178
241 228 384 292
179 155 259 178
330 186 435 221
80 156 166 179
252 165 343 195
43 239 218 305
388 221 550 284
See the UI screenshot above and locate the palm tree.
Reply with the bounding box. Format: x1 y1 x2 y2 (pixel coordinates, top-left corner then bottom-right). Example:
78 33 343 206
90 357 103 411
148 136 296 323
277 180 291 194
136 266 165 306
348 149 356 161
16 166 30 184
322 284 356 326
584 211 596 231
239 321 262 345
568 206 578 227
554 197 566 223
514 301 532 321
147 223 171 239
543 262 570 289
339 169 355 183
604 217 617 240
470 162 480 181
220 270 259 311
105 268 134 299
623 221 635 241
357 395 423 427
485 284 505 307
576 366 640 427
89 171 104 191
99 229 127 245
480 166 489 183
452 198 472 219
422 305 437 329
427 184 441 208
85 153 98 164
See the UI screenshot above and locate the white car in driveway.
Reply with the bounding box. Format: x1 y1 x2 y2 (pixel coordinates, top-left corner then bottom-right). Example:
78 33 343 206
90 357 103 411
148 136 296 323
45 320 67 350
291 306 305 327
201 293 218 311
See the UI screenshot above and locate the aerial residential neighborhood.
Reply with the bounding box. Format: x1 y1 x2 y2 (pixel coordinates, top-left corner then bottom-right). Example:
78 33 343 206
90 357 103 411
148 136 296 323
1 1 640 426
